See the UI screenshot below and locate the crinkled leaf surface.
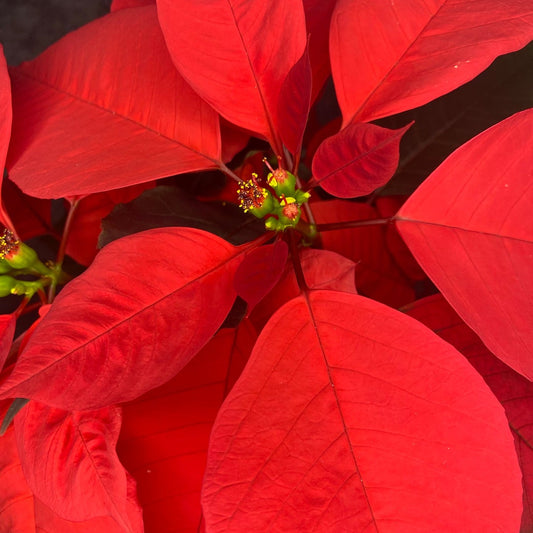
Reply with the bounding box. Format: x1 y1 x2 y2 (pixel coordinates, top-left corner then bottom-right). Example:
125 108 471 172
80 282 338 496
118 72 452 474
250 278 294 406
396 108 533 380
0 402 129 533
156 0 306 150
6 6 221 199
330 0 533 125
15 402 142 532
312 122 411 198
118 322 256 533
0 228 241 410
203 290 522 531
403 294 533 531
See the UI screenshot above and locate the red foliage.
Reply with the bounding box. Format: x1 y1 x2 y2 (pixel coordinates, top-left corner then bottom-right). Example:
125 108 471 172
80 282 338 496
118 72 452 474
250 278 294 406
0 1 532 531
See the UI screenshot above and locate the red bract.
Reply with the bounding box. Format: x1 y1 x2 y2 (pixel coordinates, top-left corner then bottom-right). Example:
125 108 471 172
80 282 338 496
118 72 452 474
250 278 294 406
0 228 243 410
0 0 531 530
202 291 522 531
156 0 307 154
7 6 222 199
330 0 533 125
397 108 533 380
15 401 142 532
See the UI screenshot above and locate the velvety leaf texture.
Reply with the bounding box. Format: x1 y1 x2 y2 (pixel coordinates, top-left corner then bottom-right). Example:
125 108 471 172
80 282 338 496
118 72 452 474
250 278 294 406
403 294 533 531
396 108 533 380
202 291 522 532
156 0 306 151
6 6 221 199
15 402 143 532
330 0 533 125
312 122 411 198
0 228 241 410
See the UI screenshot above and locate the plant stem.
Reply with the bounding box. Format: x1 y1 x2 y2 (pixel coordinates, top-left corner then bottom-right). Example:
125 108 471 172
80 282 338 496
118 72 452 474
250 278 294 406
218 162 244 184
47 197 81 302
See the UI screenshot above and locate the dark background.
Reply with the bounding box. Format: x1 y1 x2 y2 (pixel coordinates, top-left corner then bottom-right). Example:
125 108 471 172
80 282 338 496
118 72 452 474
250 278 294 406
0 0 111 66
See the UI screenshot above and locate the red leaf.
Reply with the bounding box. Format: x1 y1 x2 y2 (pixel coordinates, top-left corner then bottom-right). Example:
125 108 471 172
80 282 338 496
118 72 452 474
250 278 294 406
310 199 415 307
234 240 288 314
312 122 411 198
0 402 132 533
0 46 16 233
249 247 357 332
0 228 242 410
15 402 143 532
331 0 533 125
302 0 337 103
274 47 312 156
65 183 155 266
202 291 522 531
396 109 533 380
156 0 306 151
403 294 533 531
6 7 221 199
118 321 257 533
0 314 16 371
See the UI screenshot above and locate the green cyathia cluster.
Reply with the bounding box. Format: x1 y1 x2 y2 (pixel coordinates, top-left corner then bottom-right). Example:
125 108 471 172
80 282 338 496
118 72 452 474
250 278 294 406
0 229 53 297
237 167 310 231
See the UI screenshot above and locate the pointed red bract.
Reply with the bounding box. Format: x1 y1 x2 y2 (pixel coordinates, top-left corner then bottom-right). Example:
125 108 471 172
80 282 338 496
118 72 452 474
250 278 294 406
312 122 411 198
118 322 256 533
15 402 142 532
397 109 533 380
274 47 312 156
203 290 522 531
403 294 533 531
0 228 241 410
330 0 533 125
234 240 288 314
6 7 221 199
156 0 306 151
302 0 337 103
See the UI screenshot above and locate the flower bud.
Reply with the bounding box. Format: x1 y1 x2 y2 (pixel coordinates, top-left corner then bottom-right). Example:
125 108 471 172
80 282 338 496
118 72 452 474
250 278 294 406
0 275 18 297
4 242 39 270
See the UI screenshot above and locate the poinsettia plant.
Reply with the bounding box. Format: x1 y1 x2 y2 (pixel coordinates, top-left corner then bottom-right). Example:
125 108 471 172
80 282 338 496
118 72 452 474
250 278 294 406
0 0 532 531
